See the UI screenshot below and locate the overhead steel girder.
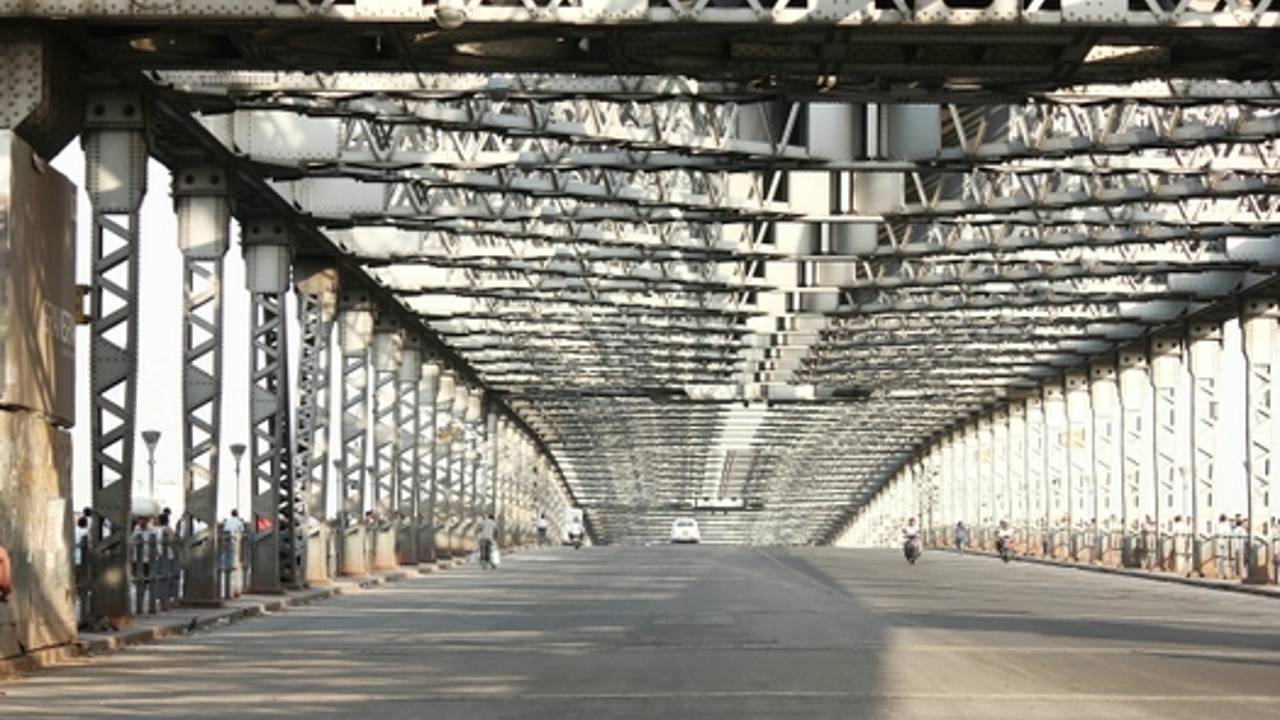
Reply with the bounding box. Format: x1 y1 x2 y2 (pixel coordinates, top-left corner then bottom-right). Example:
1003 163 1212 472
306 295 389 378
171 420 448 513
269 177 783 221
887 196 1280 226
21 6 1280 96
368 257 754 288
217 99 797 162
331 224 756 259
878 222 1280 259
895 174 1280 219
934 101 1280 165
161 71 759 103
400 291 754 316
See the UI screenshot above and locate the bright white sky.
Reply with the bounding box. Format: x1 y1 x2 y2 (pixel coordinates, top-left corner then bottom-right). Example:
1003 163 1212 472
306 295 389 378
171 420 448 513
48 144 1255 527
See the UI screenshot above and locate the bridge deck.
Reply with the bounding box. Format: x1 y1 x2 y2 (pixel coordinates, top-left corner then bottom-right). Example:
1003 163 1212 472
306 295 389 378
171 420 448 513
4 548 1278 719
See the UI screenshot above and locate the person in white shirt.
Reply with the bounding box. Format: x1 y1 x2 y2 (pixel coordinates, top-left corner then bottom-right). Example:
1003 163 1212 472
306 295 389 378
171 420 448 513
567 519 585 547
535 514 549 546
478 514 498 569
1215 514 1235 579
74 516 89 566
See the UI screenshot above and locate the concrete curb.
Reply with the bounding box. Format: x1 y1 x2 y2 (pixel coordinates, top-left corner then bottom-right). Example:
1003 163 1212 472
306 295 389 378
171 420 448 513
0 570 409 680
956 548 1280 599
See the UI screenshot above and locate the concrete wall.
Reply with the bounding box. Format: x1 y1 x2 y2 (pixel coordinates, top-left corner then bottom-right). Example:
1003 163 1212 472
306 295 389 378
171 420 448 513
0 407 75 658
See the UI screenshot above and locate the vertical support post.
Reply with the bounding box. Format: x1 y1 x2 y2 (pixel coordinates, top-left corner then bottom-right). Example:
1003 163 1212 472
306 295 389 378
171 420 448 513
992 409 1009 532
337 295 374 576
293 263 337 585
1065 370 1093 561
1090 359 1122 565
1241 299 1278 583
395 340 421 566
1025 393 1046 554
174 166 230 604
435 372 457 559
1008 398 1028 540
1187 321 1222 576
369 323 402 571
83 92 148 624
978 417 995 545
416 360 440 564
938 434 956 542
1044 380 1068 558
1150 334 1183 573
1119 346 1154 568
242 221 295 593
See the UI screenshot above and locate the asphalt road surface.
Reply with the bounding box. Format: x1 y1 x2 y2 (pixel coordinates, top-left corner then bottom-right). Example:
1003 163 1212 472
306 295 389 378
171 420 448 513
4 546 1279 719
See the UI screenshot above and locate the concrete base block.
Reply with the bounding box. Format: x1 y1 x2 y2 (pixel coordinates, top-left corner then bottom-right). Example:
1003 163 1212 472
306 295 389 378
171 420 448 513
371 528 398 571
0 409 75 660
340 528 368 577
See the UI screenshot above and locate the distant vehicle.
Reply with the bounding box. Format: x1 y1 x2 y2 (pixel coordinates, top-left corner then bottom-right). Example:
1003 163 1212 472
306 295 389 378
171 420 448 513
670 518 701 544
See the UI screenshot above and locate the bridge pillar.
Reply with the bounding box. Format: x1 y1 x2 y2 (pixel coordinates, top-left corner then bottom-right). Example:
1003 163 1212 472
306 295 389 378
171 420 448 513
1007 398 1029 552
242 221 296 593
1241 299 1278 584
0 130 77 655
369 322 402 571
82 91 149 625
416 359 440 566
1187 321 1222 577
1044 380 1069 559
174 166 231 604
434 371 457 560
337 295 374 577
1024 392 1047 556
1119 346 1155 568
1150 334 1186 574
293 263 338 585
1065 371 1094 562
1090 359 1123 566
395 339 422 567
991 410 1009 548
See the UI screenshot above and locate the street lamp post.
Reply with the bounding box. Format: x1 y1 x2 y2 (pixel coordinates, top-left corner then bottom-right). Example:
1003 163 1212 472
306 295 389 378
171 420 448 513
230 443 247 514
141 430 161 500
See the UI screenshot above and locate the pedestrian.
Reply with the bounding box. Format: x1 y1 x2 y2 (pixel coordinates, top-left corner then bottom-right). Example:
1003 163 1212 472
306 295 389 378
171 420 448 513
1216 513 1234 579
535 514 549 546
1232 514 1249 577
478 514 497 569
954 521 969 554
74 516 90 566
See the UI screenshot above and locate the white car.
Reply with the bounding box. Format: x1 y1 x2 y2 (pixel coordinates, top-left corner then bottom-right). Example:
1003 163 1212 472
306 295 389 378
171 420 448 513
670 518 701 544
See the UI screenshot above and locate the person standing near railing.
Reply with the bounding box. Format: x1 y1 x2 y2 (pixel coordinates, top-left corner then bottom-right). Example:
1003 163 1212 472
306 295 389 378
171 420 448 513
1215 514 1234 580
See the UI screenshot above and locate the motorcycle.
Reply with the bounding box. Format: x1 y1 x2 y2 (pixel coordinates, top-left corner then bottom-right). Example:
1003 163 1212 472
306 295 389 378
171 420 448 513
568 530 584 549
997 536 1015 563
903 537 921 565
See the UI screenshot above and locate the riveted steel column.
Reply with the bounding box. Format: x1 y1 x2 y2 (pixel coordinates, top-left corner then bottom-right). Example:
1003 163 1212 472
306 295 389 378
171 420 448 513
369 323 402 571
486 406 500 525
83 92 148 624
292 263 337 584
1065 371 1094 561
1119 346 1154 568
242 221 294 593
395 340 421 566
992 409 1009 531
978 418 995 544
435 372 458 559
1150 334 1184 573
171 166 230 604
1187 322 1222 576
1044 380 1068 558
1241 299 1278 583
1090 359 1122 565
416 360 440 564
1008 399 1028 534
337 296 374 576
1025 393 1047 554
938 434 956 543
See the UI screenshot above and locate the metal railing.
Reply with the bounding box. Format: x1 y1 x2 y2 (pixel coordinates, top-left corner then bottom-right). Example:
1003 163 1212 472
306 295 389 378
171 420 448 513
925 523 1276 585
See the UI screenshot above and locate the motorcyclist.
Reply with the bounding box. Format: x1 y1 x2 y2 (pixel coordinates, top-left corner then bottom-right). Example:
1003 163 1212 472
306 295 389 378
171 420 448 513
902 517 922 561
996 520 1016 560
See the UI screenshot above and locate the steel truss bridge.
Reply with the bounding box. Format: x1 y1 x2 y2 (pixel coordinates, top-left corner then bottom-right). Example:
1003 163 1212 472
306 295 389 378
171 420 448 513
2 0 1280 626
